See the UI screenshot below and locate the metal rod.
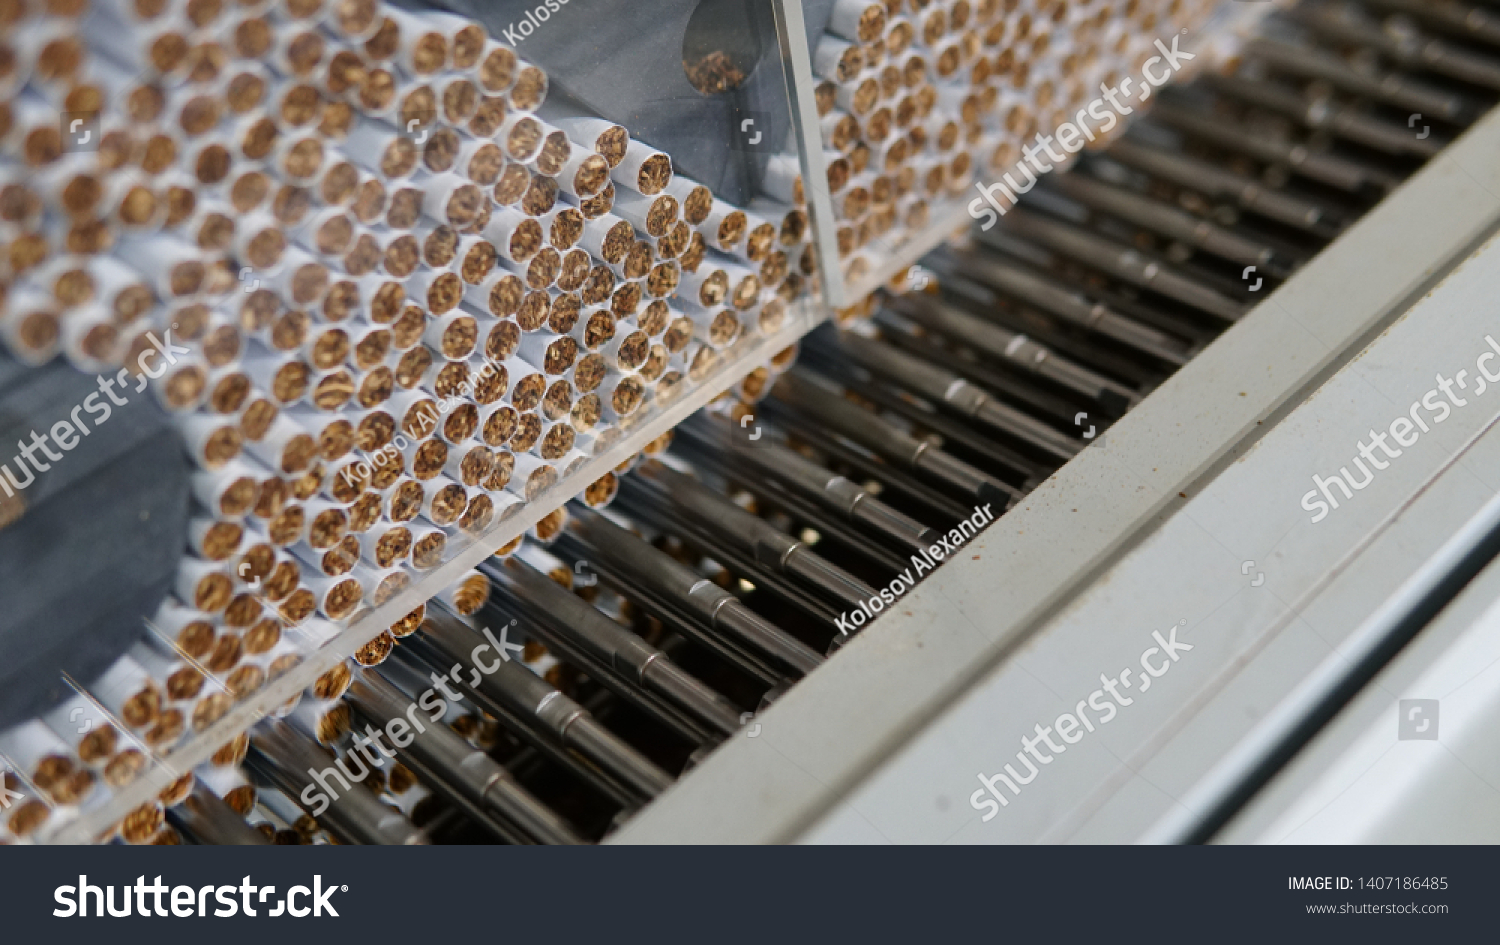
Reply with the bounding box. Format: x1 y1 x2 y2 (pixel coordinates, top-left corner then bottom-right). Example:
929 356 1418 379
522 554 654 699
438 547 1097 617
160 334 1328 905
345 670 584 845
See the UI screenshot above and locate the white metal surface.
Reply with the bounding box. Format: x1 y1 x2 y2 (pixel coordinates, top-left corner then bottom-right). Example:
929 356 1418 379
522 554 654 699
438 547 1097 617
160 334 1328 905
1220 553 1500 844
802 230 1500 844
613 105 1500 844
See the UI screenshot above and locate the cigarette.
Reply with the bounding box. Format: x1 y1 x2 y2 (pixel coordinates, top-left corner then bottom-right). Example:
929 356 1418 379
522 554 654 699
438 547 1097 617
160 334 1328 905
425 125 465 178
830 0 890 42
598 373 647 422
689 341 727 384
449 440 498 487
655 220 692 261
758 248 790 286
507 453 557 500
380 483 424 529
507 62 548 113
696 197 753 253
389 601 427 638
404 520 446 570
531 417 575 460
739 213 781 264
564 180 611 219
264 500 310 548
626 298 668 338
344 173 388 227
609 137 673 196
341 118 420 183
387 387 440 438
531 207 583 253
436 402 481 446
305 532 362 577
508 411 543 453
258 550 304 608
529 122 573 179
267 129 327 186
474 399 520 449
187 512 247 563
912 155 946 197
483 206 545 264
152 598 221 662
571 217 632 273
172 552 242 617
342 322 390 371
576 263 615 308
174 412 246 471
561 305 610 352
381 6 451 77
195 764 258 820
611 189 680 240
82 657 160 741
518 331 578 375
673 229 708 274
410 475 467 528
411 225 456 274
53 303 115 373
273 579 319 625
558 385 597 432
258 248 329 310
419 173 487 230
318 42 368 101
660 312 696 354
537 145 608 207
420 357 470 404
472 38 517 93
686 305 743 349
299 571 364 620
402 435 450 481
677 259 735 310
286 695 351 747
244 410 322 475
459 271 518 323
519 172 560 216
539 374 574 421
427 571 487 619
392 346 432 391
359 278 405 327
481 449 515 492
349 630 394 667
248 472 291 522
621 240 656 283
478 157 527 207
308 365 355 410
352 362 395 409
637 343 670 383
379 299 426 348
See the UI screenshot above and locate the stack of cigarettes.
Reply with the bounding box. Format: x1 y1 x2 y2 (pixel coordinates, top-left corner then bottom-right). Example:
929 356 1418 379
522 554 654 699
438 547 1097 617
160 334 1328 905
4 0 807 840
792 0 1220 285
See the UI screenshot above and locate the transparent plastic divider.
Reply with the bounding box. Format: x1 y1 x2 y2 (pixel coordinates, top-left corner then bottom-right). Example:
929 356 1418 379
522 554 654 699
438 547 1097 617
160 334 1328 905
772 0 849 309
46 297 827 844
